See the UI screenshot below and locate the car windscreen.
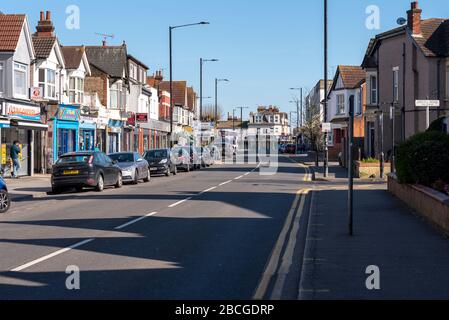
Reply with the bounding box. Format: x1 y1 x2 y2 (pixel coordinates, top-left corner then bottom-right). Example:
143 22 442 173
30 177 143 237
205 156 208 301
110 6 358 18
57 155 91 164
109 153 134 163
145 150 168 159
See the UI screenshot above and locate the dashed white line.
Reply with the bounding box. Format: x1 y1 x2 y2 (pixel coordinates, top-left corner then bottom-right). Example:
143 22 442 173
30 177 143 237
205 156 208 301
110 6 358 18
168 198 192 208
244 172 250 176
235 175 244 180
219 180 232 186
12 238 95 272
114 212 158 230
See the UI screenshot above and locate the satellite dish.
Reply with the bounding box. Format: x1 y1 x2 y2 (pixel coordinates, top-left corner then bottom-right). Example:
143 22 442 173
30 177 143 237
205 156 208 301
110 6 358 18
397 17 407 26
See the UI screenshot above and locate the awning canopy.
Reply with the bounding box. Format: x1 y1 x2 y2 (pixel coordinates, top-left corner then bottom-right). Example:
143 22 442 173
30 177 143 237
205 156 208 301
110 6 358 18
11 119 48 131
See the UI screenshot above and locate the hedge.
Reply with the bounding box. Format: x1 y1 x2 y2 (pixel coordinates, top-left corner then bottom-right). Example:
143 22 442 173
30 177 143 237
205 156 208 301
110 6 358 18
395 131 449 186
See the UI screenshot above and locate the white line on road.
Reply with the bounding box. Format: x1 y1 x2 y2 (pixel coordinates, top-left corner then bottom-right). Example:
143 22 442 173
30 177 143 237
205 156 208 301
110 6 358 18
201 186 217 194
219 180 232 186
244 172 250 176
11 238 95 272
168 198 193 208
235 175 244 180
114 212 158 230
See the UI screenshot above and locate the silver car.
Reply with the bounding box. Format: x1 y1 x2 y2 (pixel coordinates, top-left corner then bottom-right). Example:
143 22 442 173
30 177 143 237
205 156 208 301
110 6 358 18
108 152 150 184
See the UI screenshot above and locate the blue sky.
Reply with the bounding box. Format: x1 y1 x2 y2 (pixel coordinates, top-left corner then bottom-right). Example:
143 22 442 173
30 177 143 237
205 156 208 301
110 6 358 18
2 0 448 120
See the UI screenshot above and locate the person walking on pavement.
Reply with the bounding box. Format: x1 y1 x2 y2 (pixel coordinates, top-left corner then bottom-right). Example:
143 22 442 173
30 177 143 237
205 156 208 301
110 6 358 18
10 141 21 179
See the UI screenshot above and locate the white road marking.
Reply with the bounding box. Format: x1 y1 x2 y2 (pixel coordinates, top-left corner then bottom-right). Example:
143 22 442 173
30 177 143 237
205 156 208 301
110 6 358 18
201 186 217 194
114 212 158 230
219 180 232 186
244 172 250 176
235 175 244 180
168 198 192 208
11 238 95 272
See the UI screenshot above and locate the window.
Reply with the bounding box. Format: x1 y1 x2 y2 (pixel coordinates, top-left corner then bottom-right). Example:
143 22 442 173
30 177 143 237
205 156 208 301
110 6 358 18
0 62 3 93
370 75 377 105
275 115 280 123
336 94 345 115
446 66 449 99
357 90 362 115
393 68 399 102
129 63 137 80
14 62 27 97
38 68 56 99
69 77 84 104
110 83 119 108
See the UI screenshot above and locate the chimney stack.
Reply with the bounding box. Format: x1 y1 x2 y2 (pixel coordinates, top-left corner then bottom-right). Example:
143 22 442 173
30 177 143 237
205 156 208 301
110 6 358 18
102 40 107 47
35 10 55 37
407 1 422 36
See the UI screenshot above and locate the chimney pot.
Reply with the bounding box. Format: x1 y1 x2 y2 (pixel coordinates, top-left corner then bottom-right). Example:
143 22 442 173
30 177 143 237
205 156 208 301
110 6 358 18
102 40 107 47
40 11 45 21
407 1 422 35
46 11 51 21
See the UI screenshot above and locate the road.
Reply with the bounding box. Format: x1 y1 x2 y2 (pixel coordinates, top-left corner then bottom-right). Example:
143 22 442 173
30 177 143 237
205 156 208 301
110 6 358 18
0 156 312 300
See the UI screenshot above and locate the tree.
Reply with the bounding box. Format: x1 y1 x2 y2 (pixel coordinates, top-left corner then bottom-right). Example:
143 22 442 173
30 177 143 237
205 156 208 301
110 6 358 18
301 113 325 166
201 104 224 122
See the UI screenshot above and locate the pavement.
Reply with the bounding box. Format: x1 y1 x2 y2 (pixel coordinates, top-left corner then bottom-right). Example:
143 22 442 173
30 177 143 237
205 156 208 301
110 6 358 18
296 158 449 300
4 175 51 201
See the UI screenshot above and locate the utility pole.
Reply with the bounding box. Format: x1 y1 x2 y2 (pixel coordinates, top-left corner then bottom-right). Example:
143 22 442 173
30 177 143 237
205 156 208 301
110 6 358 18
348 95 355 236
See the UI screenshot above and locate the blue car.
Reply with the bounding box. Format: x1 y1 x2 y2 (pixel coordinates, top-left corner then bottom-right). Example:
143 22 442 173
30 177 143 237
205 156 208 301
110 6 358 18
0 177 10 213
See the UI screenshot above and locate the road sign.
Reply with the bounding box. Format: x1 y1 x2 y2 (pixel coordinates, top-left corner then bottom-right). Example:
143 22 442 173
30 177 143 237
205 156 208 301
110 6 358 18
322 122 332 133
415 100 440 107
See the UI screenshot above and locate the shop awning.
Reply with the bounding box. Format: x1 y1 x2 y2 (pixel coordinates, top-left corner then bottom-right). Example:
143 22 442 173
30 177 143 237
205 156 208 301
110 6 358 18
11 120 48 131
0 119 10 128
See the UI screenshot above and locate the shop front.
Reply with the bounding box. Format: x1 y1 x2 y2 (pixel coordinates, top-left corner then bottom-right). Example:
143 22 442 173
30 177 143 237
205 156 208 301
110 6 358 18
79 116 97 151
140 119 170 150
107 120 123 154
52 105 80 163
0 101 48 176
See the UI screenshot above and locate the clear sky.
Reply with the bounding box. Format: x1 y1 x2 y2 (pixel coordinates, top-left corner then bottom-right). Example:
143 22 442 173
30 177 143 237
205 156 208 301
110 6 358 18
2 0 448 120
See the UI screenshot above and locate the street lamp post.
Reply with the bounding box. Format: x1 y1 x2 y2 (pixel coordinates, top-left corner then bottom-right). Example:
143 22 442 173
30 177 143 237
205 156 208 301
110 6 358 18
215 78 229 124
199 58 219 122
324 0 329 177
169 22 209 147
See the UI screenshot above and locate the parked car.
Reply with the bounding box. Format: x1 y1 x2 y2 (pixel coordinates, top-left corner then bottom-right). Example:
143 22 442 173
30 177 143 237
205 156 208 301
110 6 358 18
172 147 192 172
196 147 214 167
181 146 201 170
279 144 287 154
109 152 150 184
285 144 297 154
51 151 122 193
144 149 177 177
0 177 10 213
210 145 222 161
213 141 235 158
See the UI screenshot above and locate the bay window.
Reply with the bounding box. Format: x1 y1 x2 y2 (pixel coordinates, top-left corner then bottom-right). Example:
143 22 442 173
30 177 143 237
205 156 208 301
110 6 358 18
39 68 56 99
69 77 84 104
14 62 27 97
110 83 119 109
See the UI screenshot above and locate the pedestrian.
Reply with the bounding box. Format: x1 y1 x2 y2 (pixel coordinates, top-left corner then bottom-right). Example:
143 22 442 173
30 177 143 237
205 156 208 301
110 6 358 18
10 141 21 179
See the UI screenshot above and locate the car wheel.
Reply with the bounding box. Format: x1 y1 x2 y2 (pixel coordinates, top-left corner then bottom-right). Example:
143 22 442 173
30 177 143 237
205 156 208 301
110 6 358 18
96 174 104 192
132 170 139 185
165 168 171 177
143 169 150 182
0 189 11 213
52 186 62 194
115 173 123 188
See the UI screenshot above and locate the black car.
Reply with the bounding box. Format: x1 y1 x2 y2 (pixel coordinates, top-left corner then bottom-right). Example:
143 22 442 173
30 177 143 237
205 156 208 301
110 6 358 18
144 149 177 177
51 151 122 193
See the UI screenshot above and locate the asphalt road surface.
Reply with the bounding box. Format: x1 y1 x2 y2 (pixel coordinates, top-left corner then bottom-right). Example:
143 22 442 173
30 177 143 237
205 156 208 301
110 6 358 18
0 156 311 300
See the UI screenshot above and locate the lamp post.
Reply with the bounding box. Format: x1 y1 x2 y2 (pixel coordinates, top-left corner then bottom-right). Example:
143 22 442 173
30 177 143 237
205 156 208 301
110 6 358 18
200 58 219 122
169 22 209 147
215 78 230 124
323 0 329 177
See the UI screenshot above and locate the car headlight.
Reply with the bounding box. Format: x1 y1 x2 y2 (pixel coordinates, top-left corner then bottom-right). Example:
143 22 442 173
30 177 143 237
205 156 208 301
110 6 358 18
159 159 168 164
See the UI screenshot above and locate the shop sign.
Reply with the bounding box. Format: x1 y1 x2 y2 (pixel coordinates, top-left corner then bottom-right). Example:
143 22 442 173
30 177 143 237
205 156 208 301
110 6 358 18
1 144 6 165
57 106 80 122
5 103 41 121
30 87 43 101
128 113 149 125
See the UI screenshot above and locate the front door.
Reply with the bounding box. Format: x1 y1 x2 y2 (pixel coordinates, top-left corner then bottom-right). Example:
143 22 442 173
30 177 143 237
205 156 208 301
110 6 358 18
82 130 95 151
